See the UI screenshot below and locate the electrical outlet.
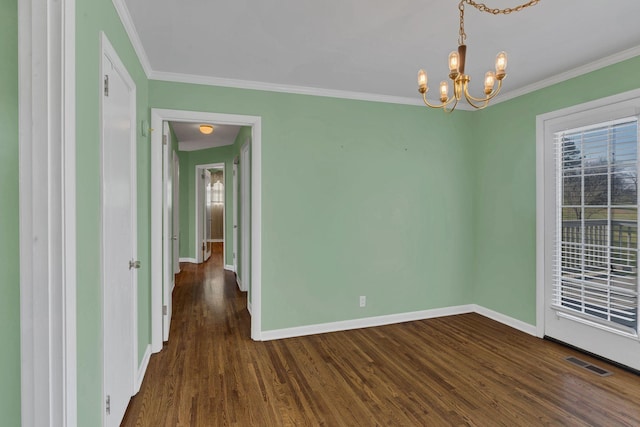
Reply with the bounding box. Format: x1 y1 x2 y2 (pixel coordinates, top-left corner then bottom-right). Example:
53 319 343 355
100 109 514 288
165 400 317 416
359 295 366 307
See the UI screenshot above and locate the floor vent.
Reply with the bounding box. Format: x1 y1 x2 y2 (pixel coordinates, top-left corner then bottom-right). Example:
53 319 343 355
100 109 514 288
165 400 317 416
565 356 613 377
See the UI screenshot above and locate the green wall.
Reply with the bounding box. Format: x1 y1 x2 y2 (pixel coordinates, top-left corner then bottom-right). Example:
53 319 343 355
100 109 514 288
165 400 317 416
177 126 250 267
76 0 150 424
472 55 640 325
150 81 476 331
0 0 21 424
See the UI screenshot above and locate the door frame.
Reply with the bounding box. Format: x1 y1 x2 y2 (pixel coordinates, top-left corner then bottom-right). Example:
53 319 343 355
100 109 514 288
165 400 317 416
100 33 138 425
162 122 174 341
150 109 263 350
233 162 239 277
239 140 250 294
18 0 77 424
195 164 222 263
536 87 640 339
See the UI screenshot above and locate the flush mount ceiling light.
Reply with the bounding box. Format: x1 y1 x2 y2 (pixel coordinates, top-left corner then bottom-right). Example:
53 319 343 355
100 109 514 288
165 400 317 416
199 124 214 135
417 0 539 112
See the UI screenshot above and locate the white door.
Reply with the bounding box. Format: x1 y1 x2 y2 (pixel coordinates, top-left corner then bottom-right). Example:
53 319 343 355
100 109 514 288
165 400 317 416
233 163 239 275
162 122 173 341
542 102 640 371
173 151 180 275
203 169 212 261
240 141 250 294
101 41 137 427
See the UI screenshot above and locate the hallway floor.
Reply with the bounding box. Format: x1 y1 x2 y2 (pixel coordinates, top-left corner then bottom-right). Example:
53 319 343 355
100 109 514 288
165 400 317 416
122 243 640 426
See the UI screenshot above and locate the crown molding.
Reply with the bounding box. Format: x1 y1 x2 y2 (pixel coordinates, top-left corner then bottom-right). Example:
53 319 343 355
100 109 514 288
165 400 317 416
493 45 640 106
149 69 425 106
111 0 152 76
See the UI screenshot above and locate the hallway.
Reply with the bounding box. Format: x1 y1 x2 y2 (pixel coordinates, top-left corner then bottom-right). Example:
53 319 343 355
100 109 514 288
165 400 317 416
122 243 253 425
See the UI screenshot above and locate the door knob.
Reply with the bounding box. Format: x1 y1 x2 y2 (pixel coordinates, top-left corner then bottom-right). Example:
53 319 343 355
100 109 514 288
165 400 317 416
129 260 141 269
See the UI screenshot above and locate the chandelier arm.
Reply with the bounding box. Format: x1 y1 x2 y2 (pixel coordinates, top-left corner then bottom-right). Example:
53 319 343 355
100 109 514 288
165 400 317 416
464 96 490 110
421 92 456 109
443 97 459 113
462 79 503 104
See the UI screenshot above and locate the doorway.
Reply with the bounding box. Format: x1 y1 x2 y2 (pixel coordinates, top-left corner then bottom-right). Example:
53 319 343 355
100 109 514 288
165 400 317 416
537 89 640 371
150 109 263 351
195 163 224 263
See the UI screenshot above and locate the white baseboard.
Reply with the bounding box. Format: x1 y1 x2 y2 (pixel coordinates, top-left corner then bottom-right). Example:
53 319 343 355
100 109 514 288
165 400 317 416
247 301 252 315
473 305 537 336
135 344 152 394
260 305 475 341
236 277 246 292
208 239 223 243
224 264 235 272
179 257 197 264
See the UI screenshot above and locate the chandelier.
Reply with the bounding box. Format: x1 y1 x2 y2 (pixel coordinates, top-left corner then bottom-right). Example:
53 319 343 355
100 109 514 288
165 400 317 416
417 0 539 112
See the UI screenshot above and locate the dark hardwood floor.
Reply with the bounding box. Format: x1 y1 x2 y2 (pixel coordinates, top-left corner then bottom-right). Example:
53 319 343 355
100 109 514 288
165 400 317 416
122 244 640 426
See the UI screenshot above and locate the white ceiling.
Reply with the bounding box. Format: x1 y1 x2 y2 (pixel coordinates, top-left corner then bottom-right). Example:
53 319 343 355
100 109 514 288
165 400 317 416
170 122 241 151
122 0 640 105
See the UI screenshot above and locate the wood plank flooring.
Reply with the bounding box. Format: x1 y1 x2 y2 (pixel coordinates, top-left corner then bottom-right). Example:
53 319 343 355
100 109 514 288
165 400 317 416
122 244 640 426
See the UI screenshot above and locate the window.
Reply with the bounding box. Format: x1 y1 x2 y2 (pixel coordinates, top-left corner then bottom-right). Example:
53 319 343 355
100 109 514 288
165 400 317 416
554 117 639 333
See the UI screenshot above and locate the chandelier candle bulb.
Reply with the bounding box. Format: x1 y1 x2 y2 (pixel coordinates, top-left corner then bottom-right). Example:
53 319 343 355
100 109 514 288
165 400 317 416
439 81 449 102
495 51 508 78
448 51 460 77
484 71 496 94
418 69 428 93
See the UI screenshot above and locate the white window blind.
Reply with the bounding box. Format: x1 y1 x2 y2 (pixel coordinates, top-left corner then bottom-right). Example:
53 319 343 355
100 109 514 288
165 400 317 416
553 117 639 334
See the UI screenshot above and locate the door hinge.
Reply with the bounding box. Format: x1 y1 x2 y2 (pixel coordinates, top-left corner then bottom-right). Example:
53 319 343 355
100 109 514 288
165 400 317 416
104 74 109 97
233 252 236 259
163 305 168 315
106 395 111 415
202 242 206 251
162 134 167 146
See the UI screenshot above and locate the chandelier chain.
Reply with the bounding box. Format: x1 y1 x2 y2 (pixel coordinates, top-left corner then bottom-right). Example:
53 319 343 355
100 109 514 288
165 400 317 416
458 0 540 45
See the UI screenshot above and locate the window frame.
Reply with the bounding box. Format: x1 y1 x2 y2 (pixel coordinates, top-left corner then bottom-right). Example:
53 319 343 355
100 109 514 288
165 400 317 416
536 88 640 338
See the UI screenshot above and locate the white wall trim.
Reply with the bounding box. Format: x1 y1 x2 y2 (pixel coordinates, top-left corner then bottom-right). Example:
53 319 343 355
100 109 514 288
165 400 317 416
179 257 197 264
150 70 424 106
224 264 235 272
261 305 476 341
110 0 152 76
134 345 151 394
19 0 77 424
151 109 262 349
473 305 537 337
260 305 540 342
494 45 640 106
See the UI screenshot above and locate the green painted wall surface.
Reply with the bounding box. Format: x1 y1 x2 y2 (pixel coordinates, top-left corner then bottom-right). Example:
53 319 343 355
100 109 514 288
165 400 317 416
472 55 640 325
76 0 150 424
150 81 476 331
0 0 21 424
